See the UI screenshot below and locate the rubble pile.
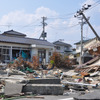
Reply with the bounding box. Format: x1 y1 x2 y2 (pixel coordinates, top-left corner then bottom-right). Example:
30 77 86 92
0 56 65 99
0 55 100 99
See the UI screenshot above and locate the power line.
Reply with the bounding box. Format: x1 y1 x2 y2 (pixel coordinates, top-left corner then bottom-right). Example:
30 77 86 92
48 23 79 30
33 28 43 37
22 19 40 27
93 0 100 5
88 2 100 10
84 0 100 12
48 13 74 19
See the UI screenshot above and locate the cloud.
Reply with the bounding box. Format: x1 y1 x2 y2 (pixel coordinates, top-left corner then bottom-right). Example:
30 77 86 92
0 10 35 25
0 6 84 45
35 6 59 17
0 3 99 46
0 7 61 40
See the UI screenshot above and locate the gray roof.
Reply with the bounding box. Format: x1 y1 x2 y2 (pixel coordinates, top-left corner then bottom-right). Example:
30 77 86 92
74 38 95 45
2 30 26 37
53 41 72 47
0 33 54 47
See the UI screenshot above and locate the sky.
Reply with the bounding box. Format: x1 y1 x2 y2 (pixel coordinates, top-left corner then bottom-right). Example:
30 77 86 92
0 0 100 47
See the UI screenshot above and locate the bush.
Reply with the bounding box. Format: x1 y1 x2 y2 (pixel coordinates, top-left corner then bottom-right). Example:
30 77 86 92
32 56 39 69
50 51 74 68
50 52 62 68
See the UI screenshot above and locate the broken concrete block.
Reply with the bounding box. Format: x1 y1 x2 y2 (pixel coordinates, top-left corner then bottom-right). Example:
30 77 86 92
74 90 100 100
4 82 23 96
22 78 61 84
22 84 64 95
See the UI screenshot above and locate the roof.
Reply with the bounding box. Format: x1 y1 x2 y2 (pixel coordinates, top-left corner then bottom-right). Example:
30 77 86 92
0 31 54 47
2 30 26 37
74 38 94 45
88 41 100 50
53 41 72 47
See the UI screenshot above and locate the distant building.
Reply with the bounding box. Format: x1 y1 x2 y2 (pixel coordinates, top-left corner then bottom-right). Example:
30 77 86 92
74 38 95 63
53 40 72 55
0 30 54 64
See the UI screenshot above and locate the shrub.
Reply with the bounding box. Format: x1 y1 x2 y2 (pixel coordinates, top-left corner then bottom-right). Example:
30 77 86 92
50 51 62 68
32 56 39 69
50 51 74 68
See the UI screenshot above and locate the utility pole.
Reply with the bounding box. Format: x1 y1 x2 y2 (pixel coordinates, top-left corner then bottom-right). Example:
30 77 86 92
81 12 100 41
39 16 47 40
74 4 90 65
80 17 83 65
75 4 100 41
75 14 87 65
75 4 100 66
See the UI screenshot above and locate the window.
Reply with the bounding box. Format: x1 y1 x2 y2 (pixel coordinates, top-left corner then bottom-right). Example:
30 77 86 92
0 46 11 63
49 52 51 56
76 45 80 50
56 46 60 50
2 49 10 61
64 46 68 51
38 49 46 63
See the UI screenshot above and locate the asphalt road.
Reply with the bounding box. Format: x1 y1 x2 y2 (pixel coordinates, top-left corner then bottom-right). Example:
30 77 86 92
14 95 74 100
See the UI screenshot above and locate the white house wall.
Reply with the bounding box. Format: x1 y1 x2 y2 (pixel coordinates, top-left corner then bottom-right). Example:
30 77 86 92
55 45 72 55
31 48 38 59
31 44 54 49
0 42 54 63
55 45 65 55
46 49 49 63
31 44 54 64
84 39 97 49
31 47 53 64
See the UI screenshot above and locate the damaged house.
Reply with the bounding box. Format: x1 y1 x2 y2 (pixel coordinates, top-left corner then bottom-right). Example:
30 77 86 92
75 38 100 72
74 39 95 63
0 30 54 64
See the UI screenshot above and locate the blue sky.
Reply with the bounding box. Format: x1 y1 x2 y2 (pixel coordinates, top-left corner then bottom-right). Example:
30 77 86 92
0 0 100 47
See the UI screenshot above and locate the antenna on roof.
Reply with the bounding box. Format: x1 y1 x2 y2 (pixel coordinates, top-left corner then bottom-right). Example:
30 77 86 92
59 39 64 42
7 23 12 30
39 16 47 40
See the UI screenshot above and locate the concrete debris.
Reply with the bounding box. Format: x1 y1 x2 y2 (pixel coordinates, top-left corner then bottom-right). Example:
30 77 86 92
90 71 99 76
62 70 78 77
4 82 23 96
74 90 100 100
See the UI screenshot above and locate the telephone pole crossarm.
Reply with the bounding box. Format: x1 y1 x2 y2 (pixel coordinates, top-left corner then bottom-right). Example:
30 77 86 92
75 4 100 41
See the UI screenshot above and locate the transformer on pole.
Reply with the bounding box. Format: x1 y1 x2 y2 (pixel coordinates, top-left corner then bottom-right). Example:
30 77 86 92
39 16 47 40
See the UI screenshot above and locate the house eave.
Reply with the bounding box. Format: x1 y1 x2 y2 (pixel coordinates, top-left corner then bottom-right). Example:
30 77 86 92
31 44 54 49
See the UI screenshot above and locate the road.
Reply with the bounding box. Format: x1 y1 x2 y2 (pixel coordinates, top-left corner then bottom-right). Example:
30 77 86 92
14 95 74 100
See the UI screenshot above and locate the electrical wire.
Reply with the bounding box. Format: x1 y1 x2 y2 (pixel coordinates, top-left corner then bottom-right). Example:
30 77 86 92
48 23 79 30
33 28 43 36
48 13 74 19
86 0 100 11
22 19 40 27
89 2 100 10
